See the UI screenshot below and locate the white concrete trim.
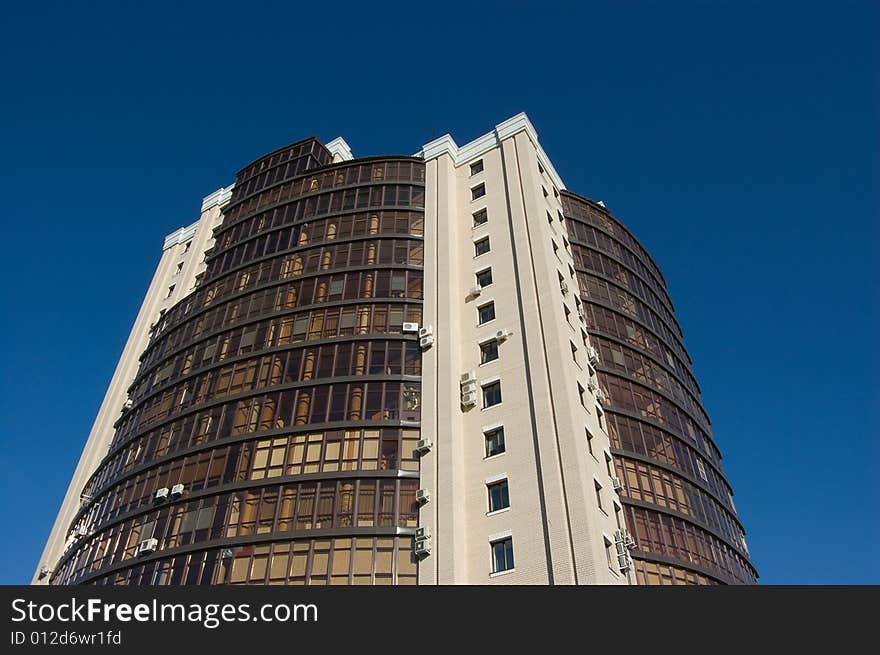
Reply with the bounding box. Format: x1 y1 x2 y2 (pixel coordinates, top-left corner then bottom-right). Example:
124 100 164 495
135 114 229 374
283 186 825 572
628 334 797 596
416 112 566 190
325 137 353 162
200 185 234 212
481 421 504 432
488 530 513 543
165 185 234 251
484 472 508 485
162 222 198 251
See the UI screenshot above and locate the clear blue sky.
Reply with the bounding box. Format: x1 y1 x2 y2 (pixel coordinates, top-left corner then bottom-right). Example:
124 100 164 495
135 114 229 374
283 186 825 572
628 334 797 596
1 1 876 585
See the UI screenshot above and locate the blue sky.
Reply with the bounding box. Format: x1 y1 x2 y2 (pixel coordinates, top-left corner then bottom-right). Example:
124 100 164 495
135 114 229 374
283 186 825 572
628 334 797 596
0 1 876 584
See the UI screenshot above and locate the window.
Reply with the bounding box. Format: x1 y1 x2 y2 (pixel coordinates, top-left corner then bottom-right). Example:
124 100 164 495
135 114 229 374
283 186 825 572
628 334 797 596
166 285 175 298
482 381 502 407
547 211 554 225
480 340 499 364
487 480 510 512
473 208 488 226
553 187 559 198
175 262 184 275
564 305 572 325
586 428 595 456
476 268 493 288
552 240 559 258
604 536 615 570
595 480 604 511
605 452 614 478
474 237 490 257
578 382 586 407
485 427 505 457
184 241 192 252
478 302 496 325
470 160 484 175
472 184 486 200
696 458 708 481
570 341 578 363
492 538 514 573
538 162 544 174
597 405 605 430
542 186 548 198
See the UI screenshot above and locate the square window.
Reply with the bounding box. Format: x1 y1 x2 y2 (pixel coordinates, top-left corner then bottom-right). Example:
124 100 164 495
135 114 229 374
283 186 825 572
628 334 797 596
473 208 488 226
478 302 496 325
485 427 505 457
472 184 486 200
470 160 484 175
476 268 493 288
474 237 490 257
480 340 499 364
482 381 502 407
491 537 514 573
487 480 510 512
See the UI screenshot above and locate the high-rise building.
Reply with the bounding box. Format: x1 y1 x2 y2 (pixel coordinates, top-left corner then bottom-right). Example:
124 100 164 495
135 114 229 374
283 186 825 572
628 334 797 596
35 114 757 586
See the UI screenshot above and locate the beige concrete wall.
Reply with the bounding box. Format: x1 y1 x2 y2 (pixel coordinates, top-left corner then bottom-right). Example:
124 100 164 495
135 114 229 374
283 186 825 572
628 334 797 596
32 187 232 584
419 115 628 584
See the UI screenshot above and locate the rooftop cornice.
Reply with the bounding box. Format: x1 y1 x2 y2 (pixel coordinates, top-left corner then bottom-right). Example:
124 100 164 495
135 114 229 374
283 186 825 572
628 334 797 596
163 185 234 250
416 112 566 190
325 137 353 162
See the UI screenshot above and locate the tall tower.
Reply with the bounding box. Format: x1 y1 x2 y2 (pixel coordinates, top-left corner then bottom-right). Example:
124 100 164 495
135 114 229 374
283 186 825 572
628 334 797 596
35 114 756 585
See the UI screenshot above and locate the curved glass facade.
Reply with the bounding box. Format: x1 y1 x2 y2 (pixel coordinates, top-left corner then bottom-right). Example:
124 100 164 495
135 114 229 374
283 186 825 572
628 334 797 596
51 139 426 585
561 191 759 585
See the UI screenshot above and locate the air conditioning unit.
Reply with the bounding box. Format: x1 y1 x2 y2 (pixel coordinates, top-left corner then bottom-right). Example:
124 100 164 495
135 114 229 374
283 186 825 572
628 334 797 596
587 345 600 366
560 281 569 294
416 438 433 454
624 531 636 550
617 551 632 572
75 525 89 537
80 493 93 504
461 391 478 408
170 483 185 498
494 329 511 342
419 334 435 350
418 325 433 338
121 399 133 413
402 322 419 333
154 487 170 502
596 388 608 405
415 526 431 541
460 370 477 386
416 489 430 504
38 565 52 580
414 539 432 557
138 538 158 555
587 380 599 393
612 476 623 492
468 285 482 298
